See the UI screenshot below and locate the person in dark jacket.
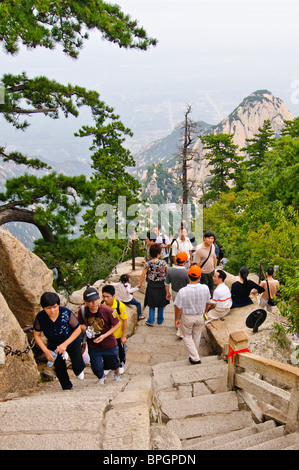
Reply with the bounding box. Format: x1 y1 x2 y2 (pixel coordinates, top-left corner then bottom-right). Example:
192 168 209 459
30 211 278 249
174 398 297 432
231 266 265 309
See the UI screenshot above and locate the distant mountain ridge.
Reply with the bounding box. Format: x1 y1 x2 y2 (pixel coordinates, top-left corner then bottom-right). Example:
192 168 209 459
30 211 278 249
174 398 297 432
132 90 294 190
0 89 294 248
131 120 212 180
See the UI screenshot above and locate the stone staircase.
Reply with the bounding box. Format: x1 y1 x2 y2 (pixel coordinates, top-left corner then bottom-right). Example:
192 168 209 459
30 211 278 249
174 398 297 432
152 356 299 450
0 300 298 450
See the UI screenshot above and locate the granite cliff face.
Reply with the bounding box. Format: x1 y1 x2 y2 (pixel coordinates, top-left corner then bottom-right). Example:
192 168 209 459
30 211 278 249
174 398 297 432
210 90 294 148
141 90 293 196
189 90 294 191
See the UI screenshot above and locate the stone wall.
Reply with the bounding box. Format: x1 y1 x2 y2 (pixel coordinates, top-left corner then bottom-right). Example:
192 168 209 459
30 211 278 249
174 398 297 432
0 293 40 398
0 228 54 328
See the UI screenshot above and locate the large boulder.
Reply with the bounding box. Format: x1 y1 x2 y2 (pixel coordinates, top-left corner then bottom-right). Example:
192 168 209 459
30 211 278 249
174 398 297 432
0 293 40 398
0 228 54 328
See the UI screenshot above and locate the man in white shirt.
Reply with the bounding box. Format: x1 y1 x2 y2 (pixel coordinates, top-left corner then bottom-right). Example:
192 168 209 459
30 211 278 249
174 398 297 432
171 227 193 268
205 270 232 323
174 265 210 364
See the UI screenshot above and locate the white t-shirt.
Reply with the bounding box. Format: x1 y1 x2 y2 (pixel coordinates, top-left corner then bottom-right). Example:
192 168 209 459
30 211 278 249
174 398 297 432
156 233 171 259
210 283 232 309
171 237 193 260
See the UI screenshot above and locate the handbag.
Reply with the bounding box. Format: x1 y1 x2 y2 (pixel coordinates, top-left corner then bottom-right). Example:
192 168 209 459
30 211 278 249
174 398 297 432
266 280 277 306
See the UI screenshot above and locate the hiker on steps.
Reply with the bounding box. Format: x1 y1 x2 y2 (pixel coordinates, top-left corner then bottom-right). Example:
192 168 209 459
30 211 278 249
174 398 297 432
171 226 193 269
174 265 211 365
138 243 169 326
101 284 128 375
165 251 189 337
78 287 121 385
33 292 85 390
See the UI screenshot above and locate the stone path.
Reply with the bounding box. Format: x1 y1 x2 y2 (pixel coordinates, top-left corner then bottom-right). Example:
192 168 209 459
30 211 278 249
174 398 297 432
0 300 298 450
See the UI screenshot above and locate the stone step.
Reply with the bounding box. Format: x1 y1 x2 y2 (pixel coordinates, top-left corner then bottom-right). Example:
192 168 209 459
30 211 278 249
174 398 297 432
245 431 299 450
183 419 277 450
285 444 299 450
160 391 239 420
207 424 286 450
0 374 153 451
152 355 221 373
166 410 256 440
171 361 227 385
153 360 228 398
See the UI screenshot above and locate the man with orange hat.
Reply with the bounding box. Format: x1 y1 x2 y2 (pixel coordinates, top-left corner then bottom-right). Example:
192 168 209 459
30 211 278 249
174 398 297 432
165 252 189 337
174 265 211 364
165 252 189 302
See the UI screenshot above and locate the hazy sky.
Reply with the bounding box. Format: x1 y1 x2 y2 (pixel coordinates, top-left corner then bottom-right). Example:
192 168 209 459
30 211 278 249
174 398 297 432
1 0 299 158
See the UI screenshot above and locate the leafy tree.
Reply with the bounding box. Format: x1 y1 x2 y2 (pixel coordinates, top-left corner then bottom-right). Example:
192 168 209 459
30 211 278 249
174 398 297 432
241 119 276 172
281 116 299 138
0 173 96 242
244 135 299 210
0 1 157 290
76 108 141 235
201 133 243 201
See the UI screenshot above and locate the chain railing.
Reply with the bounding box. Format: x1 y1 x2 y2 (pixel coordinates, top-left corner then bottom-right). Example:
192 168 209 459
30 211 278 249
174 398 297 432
0 327 35 359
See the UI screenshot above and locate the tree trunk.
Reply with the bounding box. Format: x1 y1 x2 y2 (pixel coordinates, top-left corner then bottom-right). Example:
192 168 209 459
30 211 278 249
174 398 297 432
0 206 55 242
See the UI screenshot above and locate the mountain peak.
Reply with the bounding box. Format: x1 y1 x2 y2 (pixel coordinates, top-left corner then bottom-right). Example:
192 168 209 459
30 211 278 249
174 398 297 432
214 90 293 146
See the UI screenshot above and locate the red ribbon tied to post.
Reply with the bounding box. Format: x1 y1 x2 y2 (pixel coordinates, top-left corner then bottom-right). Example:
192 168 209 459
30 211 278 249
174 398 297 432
227 345 250 363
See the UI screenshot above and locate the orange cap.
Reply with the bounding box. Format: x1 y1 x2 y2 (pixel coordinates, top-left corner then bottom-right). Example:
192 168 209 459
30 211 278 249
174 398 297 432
188 265 202 279
176 252 188 263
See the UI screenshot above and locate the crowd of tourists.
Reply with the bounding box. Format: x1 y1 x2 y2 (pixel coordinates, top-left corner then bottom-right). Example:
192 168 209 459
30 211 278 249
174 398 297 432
33 224 280 390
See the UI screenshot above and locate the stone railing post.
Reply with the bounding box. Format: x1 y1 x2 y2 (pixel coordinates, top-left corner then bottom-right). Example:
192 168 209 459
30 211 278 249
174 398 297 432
227 331 249 391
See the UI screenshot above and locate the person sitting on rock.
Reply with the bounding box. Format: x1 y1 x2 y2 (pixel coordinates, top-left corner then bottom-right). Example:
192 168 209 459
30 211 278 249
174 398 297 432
33 292 85 390
205 270 232 323
259 267 280 313
113 274 144 320
231 266 265 309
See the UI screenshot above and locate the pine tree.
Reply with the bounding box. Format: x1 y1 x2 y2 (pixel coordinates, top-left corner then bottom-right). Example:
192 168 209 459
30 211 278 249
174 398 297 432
0 0 157 58
201 133 242 202
241 119 276 171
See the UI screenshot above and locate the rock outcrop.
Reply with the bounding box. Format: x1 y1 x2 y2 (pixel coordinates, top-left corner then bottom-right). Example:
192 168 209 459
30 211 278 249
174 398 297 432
189 90 294 192
0 293 39 397
213 90 293 149
0 227 54 328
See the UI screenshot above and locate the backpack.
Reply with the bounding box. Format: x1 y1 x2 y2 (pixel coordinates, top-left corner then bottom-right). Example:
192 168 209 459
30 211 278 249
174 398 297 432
101 299 121 317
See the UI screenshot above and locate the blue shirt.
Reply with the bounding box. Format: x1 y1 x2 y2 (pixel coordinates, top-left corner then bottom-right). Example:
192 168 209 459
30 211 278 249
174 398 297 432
33 306 81 348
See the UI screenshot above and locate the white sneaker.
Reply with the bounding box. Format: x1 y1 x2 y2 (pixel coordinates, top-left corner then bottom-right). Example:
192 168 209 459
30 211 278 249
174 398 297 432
119 367 124 375
114 373 121 382
103 369 111 376
76 371 84 380
96 377 106 385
